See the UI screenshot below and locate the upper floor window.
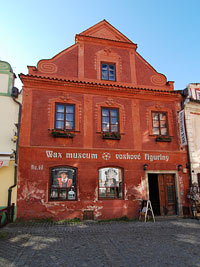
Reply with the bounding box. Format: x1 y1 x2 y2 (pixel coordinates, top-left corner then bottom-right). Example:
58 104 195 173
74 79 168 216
55 103 75 130
101 63 116 81
50 166 77 201
196 90 200 100
99 167 123 199
102 107 119 133
152 112 168 136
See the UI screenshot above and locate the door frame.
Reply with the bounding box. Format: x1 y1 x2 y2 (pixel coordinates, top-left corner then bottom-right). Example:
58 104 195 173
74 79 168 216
145 170 183 216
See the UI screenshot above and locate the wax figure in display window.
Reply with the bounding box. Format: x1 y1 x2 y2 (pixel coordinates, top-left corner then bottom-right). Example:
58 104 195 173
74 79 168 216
57 171 73 188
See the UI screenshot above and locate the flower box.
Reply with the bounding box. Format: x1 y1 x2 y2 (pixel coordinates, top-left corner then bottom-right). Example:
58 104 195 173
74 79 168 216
51 130 75 138
102 132 121 140
155 136 172 142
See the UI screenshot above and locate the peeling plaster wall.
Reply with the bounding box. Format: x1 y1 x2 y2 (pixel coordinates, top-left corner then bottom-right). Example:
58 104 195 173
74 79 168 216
17 147 189 220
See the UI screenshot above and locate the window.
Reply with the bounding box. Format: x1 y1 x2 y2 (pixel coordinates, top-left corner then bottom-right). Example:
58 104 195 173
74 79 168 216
50 167 77 201
102 107 119 132
152 112 168 136
167 185 175 203
55 103 74 130
99 167 123 199
196 90 200 100
101 63 116 81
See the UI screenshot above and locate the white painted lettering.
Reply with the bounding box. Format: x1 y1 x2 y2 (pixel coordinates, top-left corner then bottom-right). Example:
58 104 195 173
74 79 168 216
31 164 44 171
144 153 170 162
66 153 73 159
31 164 35 170
91 154 98 159
46 150 53 158
115 153 141 160
58 152 62 158
126 153 131 160
53 152 57 158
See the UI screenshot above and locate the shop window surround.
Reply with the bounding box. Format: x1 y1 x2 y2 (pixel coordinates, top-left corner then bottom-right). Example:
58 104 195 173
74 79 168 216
98 167 123 199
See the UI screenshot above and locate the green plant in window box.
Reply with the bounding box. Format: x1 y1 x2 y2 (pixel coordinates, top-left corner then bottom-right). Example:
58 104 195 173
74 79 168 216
51 129 75 138
155 136 172 142
102 132 121 140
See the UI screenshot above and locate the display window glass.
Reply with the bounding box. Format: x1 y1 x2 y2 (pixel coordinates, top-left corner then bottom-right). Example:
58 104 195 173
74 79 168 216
99 167 123 199
50 167 77 201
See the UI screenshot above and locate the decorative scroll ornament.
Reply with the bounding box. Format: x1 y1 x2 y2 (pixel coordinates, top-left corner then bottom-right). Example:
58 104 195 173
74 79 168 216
105 98 115 106
38 61 57 74
151 74 166 86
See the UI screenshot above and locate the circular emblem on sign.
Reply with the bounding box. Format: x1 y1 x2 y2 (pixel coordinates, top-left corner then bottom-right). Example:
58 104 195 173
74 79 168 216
102 152 111 160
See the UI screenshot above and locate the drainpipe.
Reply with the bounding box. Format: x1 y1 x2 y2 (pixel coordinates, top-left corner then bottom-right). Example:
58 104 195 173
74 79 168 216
7 88 22 216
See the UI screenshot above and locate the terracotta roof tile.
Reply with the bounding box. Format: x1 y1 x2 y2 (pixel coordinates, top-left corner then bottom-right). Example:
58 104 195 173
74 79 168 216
19 74 181 95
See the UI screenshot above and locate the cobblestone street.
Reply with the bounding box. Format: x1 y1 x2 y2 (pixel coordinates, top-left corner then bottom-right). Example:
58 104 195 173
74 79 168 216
0 218 200 267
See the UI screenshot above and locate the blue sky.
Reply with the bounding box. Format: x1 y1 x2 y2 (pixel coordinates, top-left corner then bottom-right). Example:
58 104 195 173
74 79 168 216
1 0 200 90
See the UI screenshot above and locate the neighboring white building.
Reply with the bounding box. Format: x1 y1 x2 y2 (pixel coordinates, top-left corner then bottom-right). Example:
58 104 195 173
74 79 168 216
0 60 21 220
184 83 200 186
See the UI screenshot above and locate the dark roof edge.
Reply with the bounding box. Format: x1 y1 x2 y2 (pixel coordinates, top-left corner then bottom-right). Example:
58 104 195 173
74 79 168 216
19 73 181 94
188 98 200 103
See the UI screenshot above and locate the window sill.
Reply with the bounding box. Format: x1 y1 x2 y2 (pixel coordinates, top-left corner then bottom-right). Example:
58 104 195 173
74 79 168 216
155 136 172 142
101 79 116 82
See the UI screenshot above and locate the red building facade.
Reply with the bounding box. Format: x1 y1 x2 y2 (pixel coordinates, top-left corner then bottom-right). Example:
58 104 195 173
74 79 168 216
18 20 189 220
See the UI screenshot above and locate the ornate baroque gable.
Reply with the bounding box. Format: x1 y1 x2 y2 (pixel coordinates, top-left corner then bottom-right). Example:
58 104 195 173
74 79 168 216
78 19 133 43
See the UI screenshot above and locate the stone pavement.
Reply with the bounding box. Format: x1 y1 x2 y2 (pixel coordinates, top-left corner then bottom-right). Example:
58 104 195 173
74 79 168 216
0 218 200 267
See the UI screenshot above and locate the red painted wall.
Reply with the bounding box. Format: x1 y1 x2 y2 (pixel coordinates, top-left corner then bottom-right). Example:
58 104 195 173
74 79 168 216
18 20 189 220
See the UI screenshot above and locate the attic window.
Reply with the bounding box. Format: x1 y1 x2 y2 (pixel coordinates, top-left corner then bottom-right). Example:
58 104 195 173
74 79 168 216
101 63 116 81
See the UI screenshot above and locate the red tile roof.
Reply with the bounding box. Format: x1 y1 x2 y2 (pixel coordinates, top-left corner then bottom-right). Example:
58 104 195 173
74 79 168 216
19 73 181 95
